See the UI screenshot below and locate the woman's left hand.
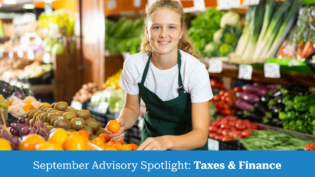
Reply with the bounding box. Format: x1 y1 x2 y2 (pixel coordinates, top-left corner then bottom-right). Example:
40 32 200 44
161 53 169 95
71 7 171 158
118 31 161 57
137 136 170 150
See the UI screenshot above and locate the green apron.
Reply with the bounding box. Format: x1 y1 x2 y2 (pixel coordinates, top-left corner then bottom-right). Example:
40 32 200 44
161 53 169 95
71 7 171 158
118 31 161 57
138 51 208 150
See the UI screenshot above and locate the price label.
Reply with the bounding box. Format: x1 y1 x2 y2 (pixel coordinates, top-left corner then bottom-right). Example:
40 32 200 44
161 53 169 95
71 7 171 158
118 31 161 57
43 53 51 64
264 63 280 78
0 52 3 58
193 0 206 11
242 0 259 5
108 0 116 9
17 49 24 58
231 0 241 8
208 59 223 73
27 50 35 60
238 64 253 80
97 102 109 114
71 100 82 110
208 138 219 150
217 0 230 9
8 51 13 59
134 0 141 7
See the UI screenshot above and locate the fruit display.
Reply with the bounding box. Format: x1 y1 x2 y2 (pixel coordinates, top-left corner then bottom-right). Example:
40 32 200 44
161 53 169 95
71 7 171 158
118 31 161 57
305 143 315 150
103 69 122 89
91 87 125 113
73 83 99 103
8 96 40 117
0 114 21 150
0 94 9 111
208 115 258 142
42 38 65 55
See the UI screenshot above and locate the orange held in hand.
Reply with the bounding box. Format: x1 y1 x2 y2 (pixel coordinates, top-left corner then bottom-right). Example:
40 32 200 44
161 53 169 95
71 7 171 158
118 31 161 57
106 120 120 133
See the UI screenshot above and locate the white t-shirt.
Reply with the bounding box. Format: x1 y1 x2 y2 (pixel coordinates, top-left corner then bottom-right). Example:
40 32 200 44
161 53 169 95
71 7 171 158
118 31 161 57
119 50 213 103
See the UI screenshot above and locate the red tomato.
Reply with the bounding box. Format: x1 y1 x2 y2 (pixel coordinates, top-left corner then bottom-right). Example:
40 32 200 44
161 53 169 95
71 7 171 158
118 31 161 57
222 129 231 136
209 122 213 126
221 118 229 124
209 125 218 133
213 95 221 101
230 127 237 132
212 121 221 127
209 133 217 139
224 92 232 97
227 116 239 122
241 129 251 138
216 128 223 135
215 135 223 141
222 135 233 142
305 143 315 150
221 122 231 130
233 87 243 92
243 119 252 129
233 132 242 139
219 90 226 96
236 120 247 131
221 109 232 116
229 121 236 127
251 123 258 130
216 117 224 122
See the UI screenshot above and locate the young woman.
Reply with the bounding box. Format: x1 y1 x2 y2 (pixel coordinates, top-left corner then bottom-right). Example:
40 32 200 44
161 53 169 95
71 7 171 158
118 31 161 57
105 0 213 150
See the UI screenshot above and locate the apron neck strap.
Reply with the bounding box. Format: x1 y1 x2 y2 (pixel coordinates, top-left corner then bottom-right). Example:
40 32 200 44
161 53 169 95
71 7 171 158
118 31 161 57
141 50 183 88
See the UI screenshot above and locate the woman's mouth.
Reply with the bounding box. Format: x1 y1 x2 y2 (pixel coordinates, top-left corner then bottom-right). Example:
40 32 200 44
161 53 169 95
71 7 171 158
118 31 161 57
158 41 171 46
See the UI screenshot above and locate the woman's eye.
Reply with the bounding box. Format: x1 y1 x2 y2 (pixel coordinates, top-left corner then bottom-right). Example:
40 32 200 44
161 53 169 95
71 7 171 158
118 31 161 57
153 26 160 29
169 26 175 29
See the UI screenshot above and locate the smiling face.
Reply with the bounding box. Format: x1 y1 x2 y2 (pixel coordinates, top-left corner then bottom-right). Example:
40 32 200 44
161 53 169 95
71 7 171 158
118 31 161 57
146 8 183 55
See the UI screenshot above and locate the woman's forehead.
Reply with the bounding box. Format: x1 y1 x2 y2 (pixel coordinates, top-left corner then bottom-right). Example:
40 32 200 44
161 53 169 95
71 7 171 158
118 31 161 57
148 9 181 24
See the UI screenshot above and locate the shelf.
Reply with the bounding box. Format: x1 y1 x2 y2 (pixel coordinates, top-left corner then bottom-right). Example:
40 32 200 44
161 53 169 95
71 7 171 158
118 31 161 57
30 84 54 95
209 64 315 87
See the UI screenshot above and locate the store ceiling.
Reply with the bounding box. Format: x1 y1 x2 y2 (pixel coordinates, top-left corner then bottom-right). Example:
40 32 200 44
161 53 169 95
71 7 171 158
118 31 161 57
0 0 34 12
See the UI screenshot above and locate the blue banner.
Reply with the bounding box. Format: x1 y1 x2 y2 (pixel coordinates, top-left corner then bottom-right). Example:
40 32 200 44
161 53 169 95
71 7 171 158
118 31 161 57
0 151 312 177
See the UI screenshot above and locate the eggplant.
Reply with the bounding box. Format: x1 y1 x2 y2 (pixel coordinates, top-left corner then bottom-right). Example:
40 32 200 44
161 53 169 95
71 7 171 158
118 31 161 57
253 101 271 118
235 99 254 111
260 95 272 104
235 110 245 117
266 84 282 90
274 96 283 104
238 92 259 104
243 111 269 123
270 104 285 118
253 82 266 88
243 85 268 96
268 118 283 128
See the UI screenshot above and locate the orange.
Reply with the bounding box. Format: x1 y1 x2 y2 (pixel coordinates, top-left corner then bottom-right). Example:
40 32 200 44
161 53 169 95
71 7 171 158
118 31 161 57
100 144 110 150
130 144 138 150
120 144 133 151
63 135 88 150
48 128 68 147
99 133 111 142
35 142 63 150
42 102 51 107
112 143 122 150
0 138 12 150
77 130 89 142
20 134 46 150
66 131 75 137
87 142 103 150
106 139 115 147
92 137 105 146
25 100 32 104
120 139 124 144
106 120 120 133
22 104 35 113
23 143 37 150
106 147 117 150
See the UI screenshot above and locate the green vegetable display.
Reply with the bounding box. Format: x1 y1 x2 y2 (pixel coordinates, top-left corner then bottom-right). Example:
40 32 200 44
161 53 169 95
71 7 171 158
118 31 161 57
239 130 310 150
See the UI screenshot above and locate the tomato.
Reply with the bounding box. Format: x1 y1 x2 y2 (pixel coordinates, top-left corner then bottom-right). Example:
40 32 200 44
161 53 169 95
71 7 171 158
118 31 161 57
241 129 251 138
222 129 231 136
233 132 242 139
227 116 238 122
236 120 247 131
230 127 237 132
221 109 232 116
219 90 226 96
213 95 221 101
210 79 223 89
221 122 231 130
216 117 224 122
233 87 243 92
251 123 258 130
229 121 236 127
209 125 218 133
243 119 252 129
222 135 233 142
209 133 217 139
305 143 315 150
216 128 223 135
221 96 226 102
221 118 229 124
212 121 221 127
224 92 232 97
215 135 223 141
209 122 213 126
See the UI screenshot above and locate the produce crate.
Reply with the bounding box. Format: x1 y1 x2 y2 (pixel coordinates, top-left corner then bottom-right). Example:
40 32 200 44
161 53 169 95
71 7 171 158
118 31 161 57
219 140 246 150
7 112 19 126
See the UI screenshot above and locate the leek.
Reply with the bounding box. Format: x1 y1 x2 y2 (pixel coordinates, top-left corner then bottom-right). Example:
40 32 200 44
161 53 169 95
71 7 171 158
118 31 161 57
235 6 253 56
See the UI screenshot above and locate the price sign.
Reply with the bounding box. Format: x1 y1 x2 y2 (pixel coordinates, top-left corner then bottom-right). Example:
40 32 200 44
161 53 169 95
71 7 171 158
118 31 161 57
8 51 13 59
217 0 230 9
0 51 3 58
27 50 35 60
208 138 219 150
242 0 259 5
17 49 24 58
238 64 253 80
134 0 141 7
71 100 82 110
97 102 109 114
43 53 51 64
208 59 223 73
193 0 206 11
108 0 116 9
264 63 280 78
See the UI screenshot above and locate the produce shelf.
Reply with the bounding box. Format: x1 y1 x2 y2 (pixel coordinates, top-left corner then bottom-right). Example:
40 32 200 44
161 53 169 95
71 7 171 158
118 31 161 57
30 84 54 94
209 64 315 87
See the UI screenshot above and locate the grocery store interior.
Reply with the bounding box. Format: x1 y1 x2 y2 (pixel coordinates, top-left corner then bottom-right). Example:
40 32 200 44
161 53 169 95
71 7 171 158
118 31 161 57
1 0 315 151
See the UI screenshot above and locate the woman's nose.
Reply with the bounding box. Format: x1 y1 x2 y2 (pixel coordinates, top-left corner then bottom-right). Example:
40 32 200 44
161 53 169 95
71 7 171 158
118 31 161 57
159 28 167 38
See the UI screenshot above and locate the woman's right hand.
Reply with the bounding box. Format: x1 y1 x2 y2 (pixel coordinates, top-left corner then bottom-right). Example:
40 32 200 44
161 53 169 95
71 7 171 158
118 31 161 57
104 117 125 142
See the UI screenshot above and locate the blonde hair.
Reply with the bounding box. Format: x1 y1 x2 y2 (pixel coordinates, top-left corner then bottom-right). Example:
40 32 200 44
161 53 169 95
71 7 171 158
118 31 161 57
140 0 199 58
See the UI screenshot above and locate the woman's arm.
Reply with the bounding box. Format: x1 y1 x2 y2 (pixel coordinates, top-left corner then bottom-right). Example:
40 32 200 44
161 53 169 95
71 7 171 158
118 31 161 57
105 93 140 141
137 101 209 150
